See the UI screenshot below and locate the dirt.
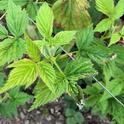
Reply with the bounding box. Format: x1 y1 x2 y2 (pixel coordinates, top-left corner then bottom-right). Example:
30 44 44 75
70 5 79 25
0 98 112 124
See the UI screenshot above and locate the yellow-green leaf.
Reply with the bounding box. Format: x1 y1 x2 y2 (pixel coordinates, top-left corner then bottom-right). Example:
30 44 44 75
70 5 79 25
53 31 76 46
25 34 41 62
0 59 38 94
36 2 54 38
109 33 121 46
38 61 56 92
96 0 114 17
94 18 112 32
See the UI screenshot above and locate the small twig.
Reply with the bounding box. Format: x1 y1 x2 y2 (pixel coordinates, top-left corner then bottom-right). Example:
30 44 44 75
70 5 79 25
93 76 124 108
0 12 6 21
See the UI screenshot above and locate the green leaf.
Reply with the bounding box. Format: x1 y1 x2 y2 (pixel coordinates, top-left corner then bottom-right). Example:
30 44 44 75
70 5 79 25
0 72 5 87
26 2 38 20
0 24 8 39
38 61 56 92
53 0 91 30
95 0 114 17
53 31 76 46
74 112 84 123
87 41 110 63
36 2 54 38
25 34 41 62
113 0 124 19
64 57 96 81
111 100 124 124
0 38 26 66
65 108 76 117
109 33 121 46
6 0 28 37
0 0 28 10
0 59 38 94
120 26 124 35
76 26 94 50
0 88 31 118
66 117 77 124
100 79 123 101
31 78 67 109
94 18 112 32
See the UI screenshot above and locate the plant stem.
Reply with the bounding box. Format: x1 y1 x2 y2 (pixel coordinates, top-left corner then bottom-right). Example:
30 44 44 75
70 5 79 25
52 59 65 76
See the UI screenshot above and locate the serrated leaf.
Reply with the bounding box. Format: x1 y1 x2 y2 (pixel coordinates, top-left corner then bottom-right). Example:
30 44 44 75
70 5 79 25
95 0 114 17
25 34 41 62
113 0 124 19
38 61 56 92
36 2 54 38
0 59 38 94
64 57 96 81
6 0 28 37
100 79 123 101
109 33 121 46
0 38 26 66
30 78 67 109
76 26 94 50
87 41 110 63
94 18 112 32
53 31 76 46
26 2 38 20
0 24 8 39
0 0 28 10
53 0 91 30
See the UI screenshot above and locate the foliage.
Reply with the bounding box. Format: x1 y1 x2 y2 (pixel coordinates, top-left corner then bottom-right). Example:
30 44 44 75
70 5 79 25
0 0 124 123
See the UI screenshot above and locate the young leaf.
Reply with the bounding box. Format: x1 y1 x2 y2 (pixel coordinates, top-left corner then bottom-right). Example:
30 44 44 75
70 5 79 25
0 24 8 39
0 38 25 66
109 33 121 46
95 0 114 17
36 2 54 38
25 34 41 62
94 18 112 32
0 59 38 94
113 0 124 19
76 26 94 50
53 31 76 46
38 61 56 92
53 0 91 30
6 0 28 37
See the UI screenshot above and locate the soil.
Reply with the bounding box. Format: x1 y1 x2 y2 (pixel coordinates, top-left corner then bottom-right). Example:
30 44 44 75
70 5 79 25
0 99 111 124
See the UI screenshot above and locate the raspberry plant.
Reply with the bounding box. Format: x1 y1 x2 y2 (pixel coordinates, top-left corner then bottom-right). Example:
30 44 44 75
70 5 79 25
0 0 124 124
